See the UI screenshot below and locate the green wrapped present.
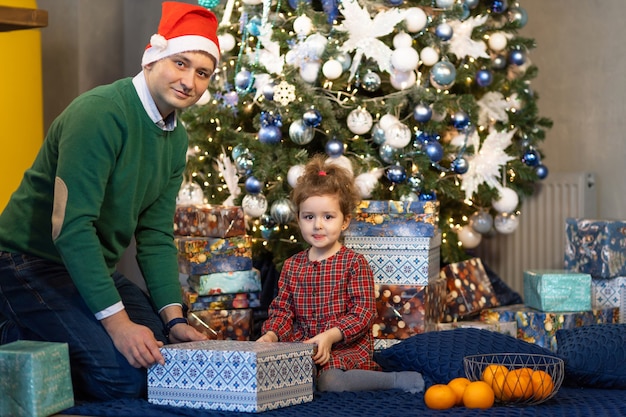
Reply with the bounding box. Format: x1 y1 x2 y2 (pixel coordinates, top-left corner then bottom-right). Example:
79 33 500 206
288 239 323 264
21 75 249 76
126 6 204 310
524 269 591 312
0 340 74 417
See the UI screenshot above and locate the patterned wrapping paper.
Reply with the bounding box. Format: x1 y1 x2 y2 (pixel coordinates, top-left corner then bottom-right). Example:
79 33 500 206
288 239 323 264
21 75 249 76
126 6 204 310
148 340 314 413
591 277 626 323
440 258 499 322
344 234 441 286
188 308 253 341
480 304 620 352
344 200 439 237
184 288 261 311
0 341 74 417
436 320 518 338
176 236 253 275
174 204 246 238
187 269 262 295
372 278 447 340
523 270 591 312
564 217 626 279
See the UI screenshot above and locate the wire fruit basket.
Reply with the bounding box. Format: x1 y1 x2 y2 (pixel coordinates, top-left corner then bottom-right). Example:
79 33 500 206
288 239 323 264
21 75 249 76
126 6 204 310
464 353 564 406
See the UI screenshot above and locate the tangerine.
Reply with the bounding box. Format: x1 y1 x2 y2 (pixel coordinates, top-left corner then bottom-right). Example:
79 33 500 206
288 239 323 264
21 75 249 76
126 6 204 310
462 380 495 409
447 377 471 406
424 384 457 410
502 368 534 401
531 369 554 400
481 364 509 387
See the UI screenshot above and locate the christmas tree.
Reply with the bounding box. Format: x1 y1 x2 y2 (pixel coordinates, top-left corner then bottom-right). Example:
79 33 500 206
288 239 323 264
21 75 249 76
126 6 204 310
180 0 552 269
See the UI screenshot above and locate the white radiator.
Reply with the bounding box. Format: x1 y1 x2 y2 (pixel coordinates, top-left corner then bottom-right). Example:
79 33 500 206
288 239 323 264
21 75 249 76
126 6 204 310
474 172 597 296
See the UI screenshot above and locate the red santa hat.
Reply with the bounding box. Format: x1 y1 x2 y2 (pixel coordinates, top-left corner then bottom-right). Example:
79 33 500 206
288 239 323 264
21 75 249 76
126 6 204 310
142 1 220 67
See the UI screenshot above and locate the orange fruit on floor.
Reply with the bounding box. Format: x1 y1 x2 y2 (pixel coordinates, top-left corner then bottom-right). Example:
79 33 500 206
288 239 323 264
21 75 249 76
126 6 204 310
502 368 534 401
447 377 471 406
462 380 495 409
424 384 457 410
531 369 555 400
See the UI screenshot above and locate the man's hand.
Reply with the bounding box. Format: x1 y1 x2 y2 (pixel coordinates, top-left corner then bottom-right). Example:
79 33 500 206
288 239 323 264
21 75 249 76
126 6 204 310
167 320 207 344
101 310 165 368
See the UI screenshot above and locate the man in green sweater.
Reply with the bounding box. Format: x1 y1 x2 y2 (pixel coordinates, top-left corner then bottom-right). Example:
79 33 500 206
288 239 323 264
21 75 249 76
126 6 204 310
0 2 219 401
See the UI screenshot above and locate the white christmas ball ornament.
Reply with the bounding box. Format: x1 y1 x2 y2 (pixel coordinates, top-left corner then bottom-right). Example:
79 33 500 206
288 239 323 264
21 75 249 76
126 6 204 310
404 7 428 33
435 0 455 8
300 62 321 83
305 33 328 57
347 108 374 135
287 165 305 188
355 170 382 198
326 155 354 175
378 114 399 131
322 59 343 80
458 225 482 249
242 0 263 4
293 15 313 36
488 32 508 52
494 212 519 234
391 47 420 72
492 187 519 213
242 193 268 217
218 33 236 53
384 122 412 149
390 69 416 90
393 32 413 49
420 47 440 66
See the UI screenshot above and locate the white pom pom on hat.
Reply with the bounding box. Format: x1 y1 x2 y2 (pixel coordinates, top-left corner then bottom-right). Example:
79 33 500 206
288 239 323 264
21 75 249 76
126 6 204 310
142 1 220 67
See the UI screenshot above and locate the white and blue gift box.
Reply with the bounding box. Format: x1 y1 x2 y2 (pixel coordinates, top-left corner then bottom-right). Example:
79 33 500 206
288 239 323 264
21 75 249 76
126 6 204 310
344 233 441 286
591 276 626 323
148 340 314 413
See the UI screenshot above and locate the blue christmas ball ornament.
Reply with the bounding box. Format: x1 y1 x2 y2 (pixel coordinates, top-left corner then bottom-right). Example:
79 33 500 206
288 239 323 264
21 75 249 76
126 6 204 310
379 144 399 164
490 0 508 13
336 53 352 71
419 191 437 201
325 138 344 157
470 211 493 234
452 157 469 174
288 0 311 9
536 164 549 179
435 23 453 41
245 16 262 37
430 61 456 89
235 155 254 175
508 6 528 27
424 140 444 163
492 54 508 70
522 149 540 166
460 3 470 20
509 49 526 66
408 172 424 191
476 69 493 87
245 176 263 194
231 145 249 161
235 69 253 90
258 125 282 144
361 71 382 92
386 165 407 183
465 0 479 8
262 82 275 100
413 103 433 123
289 119 315 145
452 111 471 130
415 130 433 144
302 108 322 128
371 123 387 145
387 0 404 5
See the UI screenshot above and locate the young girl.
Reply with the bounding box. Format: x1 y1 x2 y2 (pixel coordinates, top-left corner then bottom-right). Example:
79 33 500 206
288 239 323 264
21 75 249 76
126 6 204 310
257 154 424 393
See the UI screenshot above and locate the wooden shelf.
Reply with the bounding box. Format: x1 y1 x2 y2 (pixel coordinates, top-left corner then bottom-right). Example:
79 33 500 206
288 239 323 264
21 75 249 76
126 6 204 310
0 5 48 32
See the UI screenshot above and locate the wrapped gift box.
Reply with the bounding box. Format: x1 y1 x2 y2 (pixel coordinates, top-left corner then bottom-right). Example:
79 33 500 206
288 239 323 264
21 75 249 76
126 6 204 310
372 278 446 340
440 258 499 322
564 218 626 279
373 339 401 351
524 270 591 312
188 308 253 340
344 200 439 237
176 236 253 275
436 320 517 338
344 234 441 285
188 269 262 295
0 341 74 417
148 340 314 412
184 288 261 311
592 277 626 323
480 304 619 351
174 204 246 238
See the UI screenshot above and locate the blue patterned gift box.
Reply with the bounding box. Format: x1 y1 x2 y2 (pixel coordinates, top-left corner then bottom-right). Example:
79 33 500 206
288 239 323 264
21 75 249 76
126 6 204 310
344 200 439 237
176 236 253 275
187 269 262 295
591 276 626 323
148 340 314 413
523 270 591 312
564 218 626 279
344 234 441 286
184 288 261 310
480 304 619 351
0 341 74 417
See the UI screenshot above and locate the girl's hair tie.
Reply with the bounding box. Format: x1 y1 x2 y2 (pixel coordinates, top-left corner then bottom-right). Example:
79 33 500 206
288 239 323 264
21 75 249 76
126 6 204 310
318 170 327 176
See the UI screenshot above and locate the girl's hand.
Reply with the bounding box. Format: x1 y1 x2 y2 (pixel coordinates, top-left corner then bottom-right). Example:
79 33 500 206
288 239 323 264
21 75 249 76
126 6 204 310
306 328 342 366
256 331 278 343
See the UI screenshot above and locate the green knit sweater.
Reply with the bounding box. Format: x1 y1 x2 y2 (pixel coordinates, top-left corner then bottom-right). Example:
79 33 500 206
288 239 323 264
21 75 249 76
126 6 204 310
0 78 187 315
